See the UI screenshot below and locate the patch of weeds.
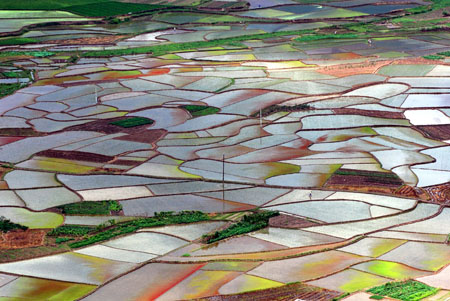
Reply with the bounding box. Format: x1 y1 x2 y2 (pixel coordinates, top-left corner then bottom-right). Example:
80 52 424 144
0 216 28 233
367 280 439 301
204 210 279 244
56 200 122 215
55 237 74 244
423 54 444 60
182 105 220 117
110 117 154 128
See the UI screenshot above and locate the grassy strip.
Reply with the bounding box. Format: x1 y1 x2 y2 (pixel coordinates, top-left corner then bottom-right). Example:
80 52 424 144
182 105 220 117
110 117 154 128
56 200 122 215
251 104 311 118
68 211 210 248
0 217 27 233
205 210 279 244
0 83 26 98
0 51 55 58
334 169 400 179
81 29 315 57
48 225 96 237
367 280 439 301
423 54 444 60
294 33 359 42
0 0 111 10
0 38 38 46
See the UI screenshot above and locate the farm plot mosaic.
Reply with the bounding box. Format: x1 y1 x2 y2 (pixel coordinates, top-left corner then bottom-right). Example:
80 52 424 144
0 0 449 299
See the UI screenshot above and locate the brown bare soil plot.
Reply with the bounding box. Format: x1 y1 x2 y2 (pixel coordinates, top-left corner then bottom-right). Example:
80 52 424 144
198 282 341 301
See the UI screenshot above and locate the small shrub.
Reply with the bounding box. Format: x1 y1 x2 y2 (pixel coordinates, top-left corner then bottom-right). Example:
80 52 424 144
110 117 154 128
55 237 74 244
0 216 27 233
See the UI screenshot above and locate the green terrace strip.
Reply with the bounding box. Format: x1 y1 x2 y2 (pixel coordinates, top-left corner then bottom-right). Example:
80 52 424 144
48 225 96 237
334 169 401 179
81 29 316 57
205 210 279 244
0 38 39 46
0 217 28 233
0 51 55 58
0 0 112 10
295 33 360 42
0 83 26 98
423 54 444 60
110 117 154 128
182 105 220 117
367 280 439 301
251 104 311 118
56 200 122 215
67 211 210 248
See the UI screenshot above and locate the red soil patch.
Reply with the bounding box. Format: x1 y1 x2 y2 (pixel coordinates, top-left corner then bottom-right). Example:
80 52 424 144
46 35 127 45
330 52 362 60
325 169 403 188
316 57 437 77
199 281 341 301
269 213 320 229
0 230 45 249
332 108 404 119
0 136 24 146
325 184 395 195
424 183 450 204
317 60 391 77
36 149 114 163
116 129 167 144
416 125 450 141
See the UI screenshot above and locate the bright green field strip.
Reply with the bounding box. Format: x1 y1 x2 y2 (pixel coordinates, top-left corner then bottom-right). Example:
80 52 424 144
0 0 111 10
367 280 439 301
353 260 431 280
0 10 81 18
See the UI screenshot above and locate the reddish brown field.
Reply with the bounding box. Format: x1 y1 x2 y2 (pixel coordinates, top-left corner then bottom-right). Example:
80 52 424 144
269 214 319 229
198 282 341 301
0 230 46 249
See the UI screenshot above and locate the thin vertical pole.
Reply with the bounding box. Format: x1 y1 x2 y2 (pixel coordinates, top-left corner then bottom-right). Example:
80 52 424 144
260 109 262 145
222 154 225 213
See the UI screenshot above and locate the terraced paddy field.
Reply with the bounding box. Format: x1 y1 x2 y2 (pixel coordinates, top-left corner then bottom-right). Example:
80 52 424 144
0 0 449 299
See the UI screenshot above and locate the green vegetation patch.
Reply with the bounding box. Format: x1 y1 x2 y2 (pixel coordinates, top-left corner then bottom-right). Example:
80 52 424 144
0 38 38 46
295 33 359 42
56 200 122 215
423 55 444 60
251 104 311 118
205 210 279 244
367 280 439 301
0 51 55 58
110 117 154 128
182 105 220 117
0 0 111 10
334 169 400 179
64 2 167 17
0 83 26 98
69 211 210 248
48 225 96 237
0 217 28 233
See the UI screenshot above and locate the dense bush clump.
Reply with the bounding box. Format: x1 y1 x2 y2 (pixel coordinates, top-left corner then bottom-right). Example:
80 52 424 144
0 217 28 233
367 280 439 301
206 210 279 244
57 200 122 215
